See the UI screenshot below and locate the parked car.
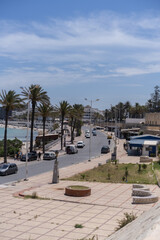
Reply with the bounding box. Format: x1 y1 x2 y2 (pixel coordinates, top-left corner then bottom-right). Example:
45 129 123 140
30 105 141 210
101 145 110 154
77 141 85 148
66 145 78 154
43 152 56 160
0 163 18 176
85 132 90 138
21 151 37 161
85 129 90 133
92 130 97 136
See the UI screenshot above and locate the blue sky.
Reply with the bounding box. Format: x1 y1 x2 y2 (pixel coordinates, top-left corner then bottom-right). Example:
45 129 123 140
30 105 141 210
0 0 160 110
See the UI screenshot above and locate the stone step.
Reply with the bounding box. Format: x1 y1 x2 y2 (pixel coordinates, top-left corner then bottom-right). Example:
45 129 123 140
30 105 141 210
132 189 151 197
133 195 158 204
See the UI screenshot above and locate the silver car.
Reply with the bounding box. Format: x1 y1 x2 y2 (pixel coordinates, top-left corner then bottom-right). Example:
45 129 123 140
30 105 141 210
0 163 18 176
43 152 56 160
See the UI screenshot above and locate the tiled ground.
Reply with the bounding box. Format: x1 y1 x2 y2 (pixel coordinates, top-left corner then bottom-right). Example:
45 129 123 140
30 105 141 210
0 134 160 240
1 161 160 240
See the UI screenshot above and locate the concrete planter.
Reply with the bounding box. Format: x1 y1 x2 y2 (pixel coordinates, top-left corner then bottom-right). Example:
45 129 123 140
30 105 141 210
65 185 91 197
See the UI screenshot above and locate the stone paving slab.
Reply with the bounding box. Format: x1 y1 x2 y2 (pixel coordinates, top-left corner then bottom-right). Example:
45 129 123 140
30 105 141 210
0 133 160 240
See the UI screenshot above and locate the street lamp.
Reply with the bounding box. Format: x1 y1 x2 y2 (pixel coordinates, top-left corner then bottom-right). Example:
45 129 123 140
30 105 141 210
85 98 99 161
20 85 39 181
52 150 59 183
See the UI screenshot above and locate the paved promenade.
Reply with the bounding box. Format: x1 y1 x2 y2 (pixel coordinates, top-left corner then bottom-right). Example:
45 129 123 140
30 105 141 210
1 150 160 240
0 131 160 240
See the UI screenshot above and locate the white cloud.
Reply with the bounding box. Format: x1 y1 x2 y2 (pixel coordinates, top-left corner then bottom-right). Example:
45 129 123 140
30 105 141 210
113 64 160 76
0 10 160 90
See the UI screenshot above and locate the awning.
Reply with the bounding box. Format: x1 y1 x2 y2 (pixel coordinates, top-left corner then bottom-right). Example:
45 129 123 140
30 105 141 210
129 139 160 148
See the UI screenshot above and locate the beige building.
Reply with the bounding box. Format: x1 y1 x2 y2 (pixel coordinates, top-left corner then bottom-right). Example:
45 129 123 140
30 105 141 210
145 112 160 126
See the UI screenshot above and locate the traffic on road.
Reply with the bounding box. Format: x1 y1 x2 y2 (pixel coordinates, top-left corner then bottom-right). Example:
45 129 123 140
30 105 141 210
0 128 113 185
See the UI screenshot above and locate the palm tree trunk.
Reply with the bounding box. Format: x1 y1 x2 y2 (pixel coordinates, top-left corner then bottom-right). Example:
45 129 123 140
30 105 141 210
43 117 46 154
70 117 73 143
72 119 76 143
61 118 64 150
4 109 9 163
30 102 35 152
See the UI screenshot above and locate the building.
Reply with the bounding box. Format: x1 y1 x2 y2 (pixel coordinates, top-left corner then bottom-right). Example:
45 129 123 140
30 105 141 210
83 106 104 123
127 134 160 157
145 112 160 126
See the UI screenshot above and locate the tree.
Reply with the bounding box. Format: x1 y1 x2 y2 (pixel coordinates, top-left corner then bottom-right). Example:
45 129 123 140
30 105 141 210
37 103 53 154
56 101 71 150
0 90 21 163
69 104 84 143
21 85 49 152
151 85 160 111
124 101 131 118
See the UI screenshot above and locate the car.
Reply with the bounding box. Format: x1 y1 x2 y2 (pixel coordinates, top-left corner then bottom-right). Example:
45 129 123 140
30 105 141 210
21 151 38 161
66 145 78 154
92 130 97 136
85 133 90 138
0 163 18 176
43 152 56 160
101 145 110 154
77 141 85 148
85 129 90 133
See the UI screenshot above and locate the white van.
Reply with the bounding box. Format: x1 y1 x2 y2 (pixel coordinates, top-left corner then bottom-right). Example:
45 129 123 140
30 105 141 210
66 145 78 154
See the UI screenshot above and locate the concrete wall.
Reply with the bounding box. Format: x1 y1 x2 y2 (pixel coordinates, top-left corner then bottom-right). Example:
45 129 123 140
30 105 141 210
106 203 160 240
125 118 145 124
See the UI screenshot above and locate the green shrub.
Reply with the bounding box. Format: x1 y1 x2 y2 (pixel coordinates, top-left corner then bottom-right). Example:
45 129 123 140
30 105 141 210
0 138 22 157
150 153 156 157
125 167 128 181
74 224 84 228
138 164 141 172
81 173 86 179
116 212 137 231
31 192 38 199
142 164 147 169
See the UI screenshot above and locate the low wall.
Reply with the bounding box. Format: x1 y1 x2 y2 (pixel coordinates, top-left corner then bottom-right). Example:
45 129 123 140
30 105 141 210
106 203 160 240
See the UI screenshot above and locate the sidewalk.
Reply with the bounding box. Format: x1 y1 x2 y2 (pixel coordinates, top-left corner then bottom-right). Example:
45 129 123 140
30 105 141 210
1 151 160 240
0 131 160 240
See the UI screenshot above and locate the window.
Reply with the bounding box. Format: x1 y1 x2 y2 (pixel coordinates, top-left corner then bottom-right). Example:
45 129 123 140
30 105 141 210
146 146 152 151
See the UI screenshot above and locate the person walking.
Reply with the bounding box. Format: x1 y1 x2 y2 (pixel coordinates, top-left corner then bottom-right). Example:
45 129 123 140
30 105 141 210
38 152 41 161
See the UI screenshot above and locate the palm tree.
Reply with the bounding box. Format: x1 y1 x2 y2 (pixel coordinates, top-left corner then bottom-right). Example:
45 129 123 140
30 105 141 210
0 90 21 163
69 104 84 143
21 85 49 152
56 101 71 150
37 103 53 154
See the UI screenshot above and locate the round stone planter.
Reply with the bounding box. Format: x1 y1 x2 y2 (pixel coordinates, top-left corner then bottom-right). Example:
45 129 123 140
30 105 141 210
65 185 91 197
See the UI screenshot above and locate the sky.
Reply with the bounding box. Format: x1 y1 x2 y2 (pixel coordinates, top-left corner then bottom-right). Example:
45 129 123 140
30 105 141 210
0 0 160 110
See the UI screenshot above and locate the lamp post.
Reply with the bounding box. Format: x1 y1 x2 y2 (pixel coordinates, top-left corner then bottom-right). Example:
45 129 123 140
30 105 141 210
85 98 99 161
52 150 59 183
20 85 38 181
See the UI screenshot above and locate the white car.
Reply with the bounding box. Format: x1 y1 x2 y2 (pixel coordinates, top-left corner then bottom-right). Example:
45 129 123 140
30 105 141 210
77 141 85 148
85 129 90 133
85 133 90 138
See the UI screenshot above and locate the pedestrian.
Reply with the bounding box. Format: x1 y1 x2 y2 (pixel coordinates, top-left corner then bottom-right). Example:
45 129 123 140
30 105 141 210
108 140 111 145
38 152 41 161
19 151 22 160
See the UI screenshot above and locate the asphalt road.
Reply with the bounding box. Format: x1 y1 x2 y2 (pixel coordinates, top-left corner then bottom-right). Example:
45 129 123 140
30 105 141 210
0 129 110 185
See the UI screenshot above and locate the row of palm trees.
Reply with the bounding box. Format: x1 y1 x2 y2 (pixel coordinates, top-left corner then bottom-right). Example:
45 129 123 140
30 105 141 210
0 85 84 163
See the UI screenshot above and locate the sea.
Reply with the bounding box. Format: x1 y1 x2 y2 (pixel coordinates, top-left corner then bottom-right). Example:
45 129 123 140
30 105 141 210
0 127 38 141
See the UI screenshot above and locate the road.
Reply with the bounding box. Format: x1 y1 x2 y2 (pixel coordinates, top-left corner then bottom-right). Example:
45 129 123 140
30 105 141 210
0 129 111 185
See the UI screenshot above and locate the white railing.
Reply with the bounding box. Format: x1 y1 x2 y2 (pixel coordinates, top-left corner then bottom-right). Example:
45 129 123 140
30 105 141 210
45 138 60 151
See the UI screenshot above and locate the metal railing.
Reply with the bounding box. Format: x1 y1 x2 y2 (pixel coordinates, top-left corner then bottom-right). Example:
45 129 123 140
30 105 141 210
45 138 60 151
